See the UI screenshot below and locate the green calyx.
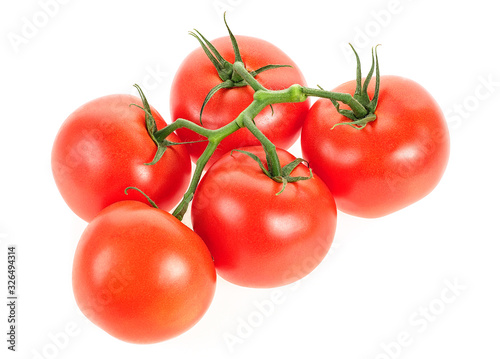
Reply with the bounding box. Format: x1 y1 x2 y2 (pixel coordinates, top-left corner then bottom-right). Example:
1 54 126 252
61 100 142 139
189 13 292 125
231 149 313 196
329 44 381 130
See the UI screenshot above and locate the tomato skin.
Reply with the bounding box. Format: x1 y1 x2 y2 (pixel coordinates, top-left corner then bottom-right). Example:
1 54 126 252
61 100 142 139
51 95 191 222
170 36 310 166
191 146 337 288
72 201 216 344
301 76 450 218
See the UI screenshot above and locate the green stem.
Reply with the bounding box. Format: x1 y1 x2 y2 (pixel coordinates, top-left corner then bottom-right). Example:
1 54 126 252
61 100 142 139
253 84 307 104
155 119 214 142
233 61 267 92
242 114 281 177
165 61 376 220
171 120 242 220
302 87 368 118
234 61 366 117
172 141 219 220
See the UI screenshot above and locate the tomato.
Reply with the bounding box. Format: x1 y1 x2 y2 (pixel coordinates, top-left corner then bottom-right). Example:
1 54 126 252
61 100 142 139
170 35 310 166
51 94 191 222
191 146 337 288
72 200 216 344
301 76 450 218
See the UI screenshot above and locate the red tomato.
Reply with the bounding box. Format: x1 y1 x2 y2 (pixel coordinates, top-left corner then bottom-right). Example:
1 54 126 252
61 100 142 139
170 36 310 166
301 76 450 218
51 95 191 222
191 146 337 288
72 200 216 344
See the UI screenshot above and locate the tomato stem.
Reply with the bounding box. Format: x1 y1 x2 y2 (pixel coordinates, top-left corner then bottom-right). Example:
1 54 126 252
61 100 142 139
165 57 383 220
172 141 219 220
155 119 214 142
124 187 159 208
328 45 381 129
242 114 281 177
189 16 295 124
301 87 368 118
230 149 313 196
155 22 383 220
233 61 267 92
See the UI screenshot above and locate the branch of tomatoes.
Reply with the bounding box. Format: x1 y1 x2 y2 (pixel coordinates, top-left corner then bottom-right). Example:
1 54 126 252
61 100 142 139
150 46 380 221
52 13 451 345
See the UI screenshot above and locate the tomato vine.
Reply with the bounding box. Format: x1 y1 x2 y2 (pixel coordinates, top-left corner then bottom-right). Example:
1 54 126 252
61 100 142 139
145 31 380 220
146 27 381 220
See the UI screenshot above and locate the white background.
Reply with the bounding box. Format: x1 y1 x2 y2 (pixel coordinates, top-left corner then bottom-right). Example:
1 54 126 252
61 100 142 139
1 0 499 358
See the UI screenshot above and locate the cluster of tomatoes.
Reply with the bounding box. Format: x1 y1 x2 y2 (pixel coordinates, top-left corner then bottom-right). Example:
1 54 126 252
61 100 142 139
51 22 449 344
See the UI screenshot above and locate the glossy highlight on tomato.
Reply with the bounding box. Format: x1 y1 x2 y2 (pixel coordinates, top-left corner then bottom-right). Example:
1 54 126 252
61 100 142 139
170 35 310 166
51 94 191 222
72 200 216 344
191 146 337 288
301 76 450 218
